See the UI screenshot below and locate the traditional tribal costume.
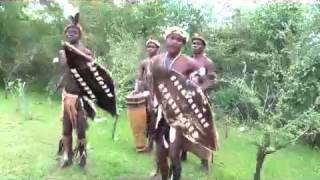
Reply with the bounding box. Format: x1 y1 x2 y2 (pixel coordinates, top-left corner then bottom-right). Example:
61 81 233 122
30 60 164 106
133 37 160 152
150 27 219 180
56 13 116 168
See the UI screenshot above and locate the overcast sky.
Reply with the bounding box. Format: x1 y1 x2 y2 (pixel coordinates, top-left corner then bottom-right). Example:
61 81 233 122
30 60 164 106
25 0 317 25
52 0 257 22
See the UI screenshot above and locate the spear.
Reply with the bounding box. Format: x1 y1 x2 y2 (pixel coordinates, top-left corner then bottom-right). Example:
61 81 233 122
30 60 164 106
111 114 119 141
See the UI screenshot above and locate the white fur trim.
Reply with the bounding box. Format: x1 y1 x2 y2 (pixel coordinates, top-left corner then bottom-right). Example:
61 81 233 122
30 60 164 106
169 127 176 143
170 76 176 81
163 136 169 149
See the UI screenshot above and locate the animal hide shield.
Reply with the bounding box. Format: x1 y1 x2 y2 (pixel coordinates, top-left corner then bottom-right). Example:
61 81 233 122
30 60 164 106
63 42 117 117
153 67 218 151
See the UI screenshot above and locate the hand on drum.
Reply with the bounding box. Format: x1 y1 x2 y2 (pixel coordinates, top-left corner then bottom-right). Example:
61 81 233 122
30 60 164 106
131 90 139 95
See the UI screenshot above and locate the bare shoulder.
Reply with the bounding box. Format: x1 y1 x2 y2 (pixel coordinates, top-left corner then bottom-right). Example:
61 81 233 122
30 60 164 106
141 58 150 65
82 47 95 62
205 57 214 65
150 53 163 64
204 56 216 71
83 47 93 56
204 55 213 62
179 54 192 62
137 58 149 70
182 54 198 65
77 43 93 57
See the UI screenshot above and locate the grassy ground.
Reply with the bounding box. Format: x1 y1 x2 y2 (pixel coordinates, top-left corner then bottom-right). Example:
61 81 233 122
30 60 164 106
0 90 320 180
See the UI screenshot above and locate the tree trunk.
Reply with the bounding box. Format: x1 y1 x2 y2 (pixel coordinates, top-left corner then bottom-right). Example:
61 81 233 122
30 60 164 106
4 78 8 99
4 89 8 99
254 148 266 180
224 122 229 138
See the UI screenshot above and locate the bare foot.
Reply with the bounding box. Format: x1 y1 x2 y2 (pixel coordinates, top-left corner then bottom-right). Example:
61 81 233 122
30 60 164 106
200 159 209 173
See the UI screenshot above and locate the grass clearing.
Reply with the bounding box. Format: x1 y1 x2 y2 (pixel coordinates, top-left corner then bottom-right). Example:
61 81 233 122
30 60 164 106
0 90 319 180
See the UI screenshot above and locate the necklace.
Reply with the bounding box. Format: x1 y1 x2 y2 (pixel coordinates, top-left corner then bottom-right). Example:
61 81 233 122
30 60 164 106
163 52 181 70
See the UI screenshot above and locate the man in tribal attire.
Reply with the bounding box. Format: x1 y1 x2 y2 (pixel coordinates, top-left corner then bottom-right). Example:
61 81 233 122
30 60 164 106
150 27 219 180
133 37 160 152
180 33 218 172
191 33 217 93
56 13 95 168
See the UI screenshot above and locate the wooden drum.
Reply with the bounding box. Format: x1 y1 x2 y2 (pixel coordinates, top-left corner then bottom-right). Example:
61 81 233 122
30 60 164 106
126 91 150 152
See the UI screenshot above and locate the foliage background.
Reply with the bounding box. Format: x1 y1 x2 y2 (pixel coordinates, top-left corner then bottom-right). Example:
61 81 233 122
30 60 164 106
1 1 320 179
1 0 320 151
0 0 320 139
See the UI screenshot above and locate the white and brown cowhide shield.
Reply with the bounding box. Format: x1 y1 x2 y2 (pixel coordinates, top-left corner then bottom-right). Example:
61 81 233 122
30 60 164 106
152 67 218 151
64 42 117 117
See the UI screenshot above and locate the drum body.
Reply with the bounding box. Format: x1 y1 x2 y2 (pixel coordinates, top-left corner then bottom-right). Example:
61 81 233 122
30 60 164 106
126 91 149 152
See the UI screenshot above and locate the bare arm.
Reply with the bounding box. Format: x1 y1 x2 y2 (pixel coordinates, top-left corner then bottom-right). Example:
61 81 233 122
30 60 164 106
137 60 147 81
200 59 217 91
188 57 217 91
187 57 201 75
148 55 162 93
55 50 67 90
58 50 67 66
83 48 95 62
134 60 147 92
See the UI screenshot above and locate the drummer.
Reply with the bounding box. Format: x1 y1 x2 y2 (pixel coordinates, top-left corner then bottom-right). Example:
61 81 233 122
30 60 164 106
133 37 160 152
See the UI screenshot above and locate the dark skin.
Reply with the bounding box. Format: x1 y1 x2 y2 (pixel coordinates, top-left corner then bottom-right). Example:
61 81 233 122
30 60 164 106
152 33 200 77
192 39 217 91
56 25 94 168
58 27 93 67
150 33 202 180
133 42 159 153
57 27 93 91
191 39 205 55
179 38 218 172
147 42 159 58
66 26 80 45
135 42 159 91
165 33 185 57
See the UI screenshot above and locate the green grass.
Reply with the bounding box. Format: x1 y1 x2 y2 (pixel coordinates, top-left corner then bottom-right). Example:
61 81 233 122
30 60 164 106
0 90 320 180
